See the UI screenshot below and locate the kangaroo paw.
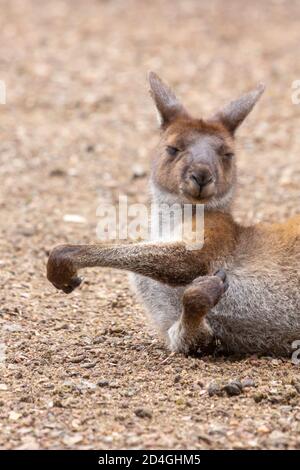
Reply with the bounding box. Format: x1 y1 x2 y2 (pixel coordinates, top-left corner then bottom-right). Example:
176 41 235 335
183 270 228 317
47 245 83 294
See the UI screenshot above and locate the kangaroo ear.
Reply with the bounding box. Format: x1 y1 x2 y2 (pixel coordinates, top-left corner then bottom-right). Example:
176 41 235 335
148 72 188 127
212 84 265 134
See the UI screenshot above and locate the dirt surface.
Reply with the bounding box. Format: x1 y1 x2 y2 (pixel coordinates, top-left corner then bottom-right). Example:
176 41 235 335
1 0 300 450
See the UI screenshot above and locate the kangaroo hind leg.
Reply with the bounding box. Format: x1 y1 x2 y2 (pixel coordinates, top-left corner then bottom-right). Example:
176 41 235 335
167 270 228 355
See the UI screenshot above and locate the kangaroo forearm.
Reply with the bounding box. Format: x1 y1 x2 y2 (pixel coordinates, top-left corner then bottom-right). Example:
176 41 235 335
96 242 207 284
48 242 208 286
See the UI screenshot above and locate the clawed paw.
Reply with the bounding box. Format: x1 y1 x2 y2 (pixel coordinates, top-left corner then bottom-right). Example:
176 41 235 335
213 269 229 293
52 275 83 294
47 245 83 294
184 269 229 313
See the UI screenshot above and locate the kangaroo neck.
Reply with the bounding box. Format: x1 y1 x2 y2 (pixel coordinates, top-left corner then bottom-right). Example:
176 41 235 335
149 180 242 251
150 181 234 215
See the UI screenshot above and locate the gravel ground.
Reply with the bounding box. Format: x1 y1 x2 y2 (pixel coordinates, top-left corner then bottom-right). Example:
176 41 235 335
1 0 300 450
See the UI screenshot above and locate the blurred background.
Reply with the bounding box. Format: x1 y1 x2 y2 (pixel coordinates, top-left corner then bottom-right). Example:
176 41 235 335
1 0 300 451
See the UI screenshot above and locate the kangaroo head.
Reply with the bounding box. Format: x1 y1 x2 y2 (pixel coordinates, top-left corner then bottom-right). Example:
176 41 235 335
149 72 265 211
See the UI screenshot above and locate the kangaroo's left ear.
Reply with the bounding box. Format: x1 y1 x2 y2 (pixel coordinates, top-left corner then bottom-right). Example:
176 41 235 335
211 84 265 134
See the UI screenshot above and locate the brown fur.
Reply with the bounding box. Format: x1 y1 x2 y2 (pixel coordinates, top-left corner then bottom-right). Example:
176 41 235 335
153 117 235 205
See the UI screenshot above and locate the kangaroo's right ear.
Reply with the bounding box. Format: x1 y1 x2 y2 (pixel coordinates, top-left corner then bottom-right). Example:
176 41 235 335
148 72 188 127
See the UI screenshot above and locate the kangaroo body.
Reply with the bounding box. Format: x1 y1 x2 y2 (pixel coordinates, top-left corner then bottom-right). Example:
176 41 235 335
47 72 300 357
130 181 300 355
132 186 300 355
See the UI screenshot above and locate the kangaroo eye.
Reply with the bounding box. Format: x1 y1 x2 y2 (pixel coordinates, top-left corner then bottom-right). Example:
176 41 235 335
223 152 234 160
166 146 179 157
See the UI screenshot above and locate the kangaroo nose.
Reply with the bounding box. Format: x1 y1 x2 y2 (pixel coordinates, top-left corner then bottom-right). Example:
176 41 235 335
190 167 213 191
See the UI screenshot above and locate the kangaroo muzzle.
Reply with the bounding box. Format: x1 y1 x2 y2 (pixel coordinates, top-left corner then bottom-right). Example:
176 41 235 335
183 164 216 200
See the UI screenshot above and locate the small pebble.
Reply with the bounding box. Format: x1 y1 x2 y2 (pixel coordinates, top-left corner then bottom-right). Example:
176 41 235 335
131 164 146 179
223 381 243 397
97 380 110 388
208 383 223 397
9 411 21 421
63 214 87 224
253 393 265 403
49 168 66 177
242 378 256 388
81 362 97 369
53 400 64 408
134 408 152 419
69 355 85 364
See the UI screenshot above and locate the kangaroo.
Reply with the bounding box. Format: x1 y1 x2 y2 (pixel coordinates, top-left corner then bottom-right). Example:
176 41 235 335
47 72 300 357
